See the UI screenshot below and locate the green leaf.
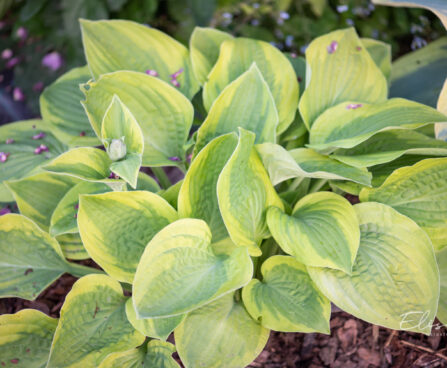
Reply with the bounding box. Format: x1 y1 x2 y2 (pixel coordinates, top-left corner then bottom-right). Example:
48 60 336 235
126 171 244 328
133 219 253 318
299 28 387 129
360 158 447 251
78 191 177 283
125 299 184 341
131 172 160 192
389 37 447 107
101 95 144 188
0 309 57 368
0 120 67 202
285 53 306 92
56 233 89 260
40 66 99 147
203 38 299 133
308 98 447 151
80 19 199 99
361 38 392 80
242 255 330 333
159 180 183 209
47 274 144 368
98 347 146 368
6 172 79 231
179 134 238 243
195 64 278 155
256 143 372 186
217 129 284 256
189 27 233 85
175 292 269 368
435 78 447 141
437 248 447 325
50 181 112 237
308 202 440 335
0 214 69 300
332 129 447 168
267 191 360 273
81 71 194 167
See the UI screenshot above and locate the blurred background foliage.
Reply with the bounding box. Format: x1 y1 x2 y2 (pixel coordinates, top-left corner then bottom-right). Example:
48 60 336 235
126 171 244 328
0 0 444 121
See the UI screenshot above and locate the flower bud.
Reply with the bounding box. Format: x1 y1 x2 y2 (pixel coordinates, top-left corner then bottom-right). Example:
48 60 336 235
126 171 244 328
107 138 127 161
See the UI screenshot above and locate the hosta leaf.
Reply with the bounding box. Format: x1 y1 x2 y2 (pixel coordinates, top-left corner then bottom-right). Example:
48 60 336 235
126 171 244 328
159 180 183 209
256 143 371 186
40 66 99 146
242 255 330 333
217 129 284 256
435 78 447 141
332 129 447 168
0 214 68 300
125 299 184 341
0 120 67 202
47 274 144 368
189 27 233 85
5 172 79 231
56 233 89 260
133 219 253 318
203 38 299 133
389 37 447 107
308 202 440 335
0 309 57 368
308 98 447 151
80 19 199 99
194 64 278 155
175 292 269 368
361 38 392 80
43 147 112 181
81 71 194 167
78 191 177 283
360 158 447 250
267 192 360 273
101 95 144 188
299 28 387 129
437 248 447 324
179 133 237 243
132 172 160 192
50 181 112 237
98 347 146 368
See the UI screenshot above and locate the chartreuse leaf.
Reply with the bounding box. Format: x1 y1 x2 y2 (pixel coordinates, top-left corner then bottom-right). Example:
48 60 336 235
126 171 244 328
133 219 252 318
81 71 194 167
132 172 160 192
267 192 360 273
80 19 199 99
78 191 177 283
0 119 67 202
217 129 284 256
242 255 330 333
256 143 371 186
194 64 278 155
0 309 57 368
5 172 79 231
189 27 233 85
437 248 447 325
50 181 112 237
361 38 392 80
159 180 183 209
435 79 447 141
203 38 299 134
360 158 447 251
56 233 89 260
47 274 144 368
308 98 447 151
175 292 269 368
179 134 237 243
299 28 387 129
308 202 440 335
125 299 184 341
101 95 144 188
40 66 99 146
98 347 146 368
332 129 447 168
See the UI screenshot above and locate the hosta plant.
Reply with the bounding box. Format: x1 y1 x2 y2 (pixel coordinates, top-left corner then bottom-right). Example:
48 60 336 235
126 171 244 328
1 17 447 368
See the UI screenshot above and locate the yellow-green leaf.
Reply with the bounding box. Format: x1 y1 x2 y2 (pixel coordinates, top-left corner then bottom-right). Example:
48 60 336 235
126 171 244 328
78 191 177 283
56 233 89 260
361 38 392 80
98 347 146 368
435 78 447 141
308 202 440 335
242 255 330 333
437 248 447 324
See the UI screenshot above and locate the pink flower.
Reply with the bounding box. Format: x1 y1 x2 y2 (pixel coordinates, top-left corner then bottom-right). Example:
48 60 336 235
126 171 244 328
34 144 49 155
327 41 338 54
16 27 28 40
5 138 14 144
0 152 10 162
145 69 159 77
170 68 184 79
171 79 180 88
1 49 12 59
42 51 63 71
13 87 25 101
6 57 19 68
346 103 363 110
33 82 44 92
32 132 46 140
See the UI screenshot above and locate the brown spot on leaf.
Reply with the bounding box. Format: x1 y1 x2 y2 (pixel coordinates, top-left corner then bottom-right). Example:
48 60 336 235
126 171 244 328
24 268 33 276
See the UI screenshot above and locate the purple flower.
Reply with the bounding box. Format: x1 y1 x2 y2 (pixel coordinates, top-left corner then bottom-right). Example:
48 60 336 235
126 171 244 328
2 49 12 59
145 69 159 77
74 203 79 210
171 79 180 88
34 144 49 154
5 138 14 144
32 132 46 140
33 82 44 92
108 172 120 179
0 207 11 216
42 51 63 71
346 103 363 110
13 87 25 101
170 68 184 79
16 27 28 40
0 152 10 162
356 46 362 51
327 41 338 54
6 57 19 68
168 156 181 162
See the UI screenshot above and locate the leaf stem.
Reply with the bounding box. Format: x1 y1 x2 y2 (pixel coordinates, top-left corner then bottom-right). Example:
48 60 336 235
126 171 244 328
67 263 105 278
151 167 172 189
308 179 328 193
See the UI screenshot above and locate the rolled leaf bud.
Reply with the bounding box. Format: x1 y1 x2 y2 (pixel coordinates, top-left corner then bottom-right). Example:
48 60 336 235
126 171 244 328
107 138 127 161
